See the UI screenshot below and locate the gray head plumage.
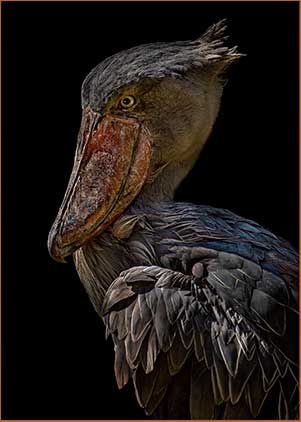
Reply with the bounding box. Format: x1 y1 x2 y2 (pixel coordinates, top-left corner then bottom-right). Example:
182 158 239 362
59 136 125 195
81 19 241 112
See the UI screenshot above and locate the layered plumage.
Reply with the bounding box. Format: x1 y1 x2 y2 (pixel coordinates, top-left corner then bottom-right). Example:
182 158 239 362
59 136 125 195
75 203 299 419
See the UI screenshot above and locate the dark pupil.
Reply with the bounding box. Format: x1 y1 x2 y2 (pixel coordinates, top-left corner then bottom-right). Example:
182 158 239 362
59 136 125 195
123 97 131 105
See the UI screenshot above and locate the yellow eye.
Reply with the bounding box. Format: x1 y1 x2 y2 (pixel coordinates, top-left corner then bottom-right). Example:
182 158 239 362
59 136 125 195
120 95 136 110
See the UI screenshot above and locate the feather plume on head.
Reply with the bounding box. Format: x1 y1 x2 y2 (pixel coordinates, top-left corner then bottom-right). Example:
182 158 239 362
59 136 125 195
82 19 242 111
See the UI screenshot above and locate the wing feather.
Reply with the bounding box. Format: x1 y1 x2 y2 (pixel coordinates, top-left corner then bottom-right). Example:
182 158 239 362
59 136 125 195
167 332 191 376
113 336 131 389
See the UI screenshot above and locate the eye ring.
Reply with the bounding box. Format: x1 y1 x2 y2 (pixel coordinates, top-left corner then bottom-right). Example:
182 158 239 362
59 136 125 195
119 95 136 110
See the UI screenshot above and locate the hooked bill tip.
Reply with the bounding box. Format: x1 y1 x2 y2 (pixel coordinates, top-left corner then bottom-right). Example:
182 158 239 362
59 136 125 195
47 229 68 264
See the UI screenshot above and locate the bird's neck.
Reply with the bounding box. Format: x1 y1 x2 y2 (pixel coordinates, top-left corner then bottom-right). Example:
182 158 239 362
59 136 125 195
138 108 215 203
137 154 200 203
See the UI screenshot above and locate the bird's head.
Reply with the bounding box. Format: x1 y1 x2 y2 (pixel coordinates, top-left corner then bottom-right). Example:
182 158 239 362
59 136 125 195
48 20 241 262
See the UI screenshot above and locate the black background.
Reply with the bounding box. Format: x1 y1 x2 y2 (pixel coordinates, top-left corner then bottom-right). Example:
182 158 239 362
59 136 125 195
2 1 299 419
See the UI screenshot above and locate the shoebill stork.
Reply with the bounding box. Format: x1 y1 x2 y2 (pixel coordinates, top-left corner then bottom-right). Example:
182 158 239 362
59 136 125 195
48 21 299 419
